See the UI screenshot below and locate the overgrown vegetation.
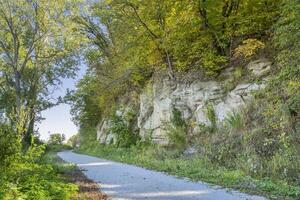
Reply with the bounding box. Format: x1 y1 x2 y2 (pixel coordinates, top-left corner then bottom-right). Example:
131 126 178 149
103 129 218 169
70 1 300 199
165 108 188 151
0 1 83 199
70 0 282 120
0 131 78 199
0 0 298 199
109 108 140 148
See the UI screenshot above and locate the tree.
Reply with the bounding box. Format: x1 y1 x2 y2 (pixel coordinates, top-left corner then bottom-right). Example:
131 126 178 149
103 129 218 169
0 0 82 144
69 0 283 132
67 134 79 148
48 133 65 145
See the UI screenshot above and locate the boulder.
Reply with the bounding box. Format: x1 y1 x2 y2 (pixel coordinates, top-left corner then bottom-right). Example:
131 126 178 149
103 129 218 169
247 58 271 76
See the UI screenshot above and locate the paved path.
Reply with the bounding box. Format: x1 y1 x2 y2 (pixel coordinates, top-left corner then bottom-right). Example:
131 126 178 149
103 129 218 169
58 151 265 200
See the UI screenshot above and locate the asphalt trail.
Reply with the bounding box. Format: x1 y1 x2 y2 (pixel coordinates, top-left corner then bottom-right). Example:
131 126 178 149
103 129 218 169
58 151 265 200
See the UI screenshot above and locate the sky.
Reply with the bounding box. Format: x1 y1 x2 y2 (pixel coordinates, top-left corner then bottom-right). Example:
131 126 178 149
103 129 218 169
37 64 87 141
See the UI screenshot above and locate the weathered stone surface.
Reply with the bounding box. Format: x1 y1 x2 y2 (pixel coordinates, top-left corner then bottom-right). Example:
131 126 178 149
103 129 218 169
97 59 271 145
137 59 270 144
247 58 271 76
96 106 137 145
97 120 110 144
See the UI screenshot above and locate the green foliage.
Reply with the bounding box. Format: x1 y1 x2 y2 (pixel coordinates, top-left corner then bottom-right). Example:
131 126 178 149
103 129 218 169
0 146 78 200
67 134 80 148
200 129 243 168
71 1 300 200
48 133 66 146
110 110 140 148
0 0 82 144
225 112 244 132
228 0 300 186
194 98 300 185
171 108 186 128
70 0 283 130
0 124 21 167
46 144 72 153
165 125 187 151
77 127 98 148
0 163 75 200
272 0 300 99
0 121 77 200
165 108 187 150
205 103 217 131
68 74 104 127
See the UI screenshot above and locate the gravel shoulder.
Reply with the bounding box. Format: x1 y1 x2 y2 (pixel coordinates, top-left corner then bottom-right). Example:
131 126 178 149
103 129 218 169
58 151 266 200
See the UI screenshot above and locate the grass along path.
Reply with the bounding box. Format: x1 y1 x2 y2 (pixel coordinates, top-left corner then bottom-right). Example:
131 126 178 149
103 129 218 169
76 144 300 200
44 151 108 200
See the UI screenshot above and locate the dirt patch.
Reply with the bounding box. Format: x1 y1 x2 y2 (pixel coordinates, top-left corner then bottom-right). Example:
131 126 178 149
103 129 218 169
56 155 108 200
66 168 108 200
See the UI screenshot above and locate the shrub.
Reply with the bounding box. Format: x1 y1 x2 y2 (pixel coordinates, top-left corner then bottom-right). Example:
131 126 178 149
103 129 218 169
204 103 217 132
247 128 280 159
0 124 21 167
165 124 187 151
46 143 72 152
110 112 140 148
0 162 77 200
67 134 80 148
225 112 245 132
234 39 265 59
164 108 188 151
171 108 186 128
201 127 243 168
0 143 78 200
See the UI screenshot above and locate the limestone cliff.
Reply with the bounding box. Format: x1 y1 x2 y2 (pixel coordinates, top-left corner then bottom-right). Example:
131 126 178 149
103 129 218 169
97 59 271 145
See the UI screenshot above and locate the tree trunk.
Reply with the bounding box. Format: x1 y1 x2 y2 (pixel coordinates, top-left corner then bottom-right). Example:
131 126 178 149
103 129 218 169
165 50 175 81
24 110 35 145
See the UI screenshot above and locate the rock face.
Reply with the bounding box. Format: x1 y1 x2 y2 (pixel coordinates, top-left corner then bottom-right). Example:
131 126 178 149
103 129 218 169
247 58 271 76
97 59 271 145
97 120 114 144
97 106 137 145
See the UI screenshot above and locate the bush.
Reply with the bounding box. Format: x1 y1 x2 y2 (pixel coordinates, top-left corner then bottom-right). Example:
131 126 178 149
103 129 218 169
0 130 78 200
165 108 187 151
0 124 21 167
205 103 217 131
247 128 280 158
225 112 244 132
171 108 186 128
200 128 243 168
0 162 77 200
165 124 187 151
46 144 72 152
110 112 140 148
